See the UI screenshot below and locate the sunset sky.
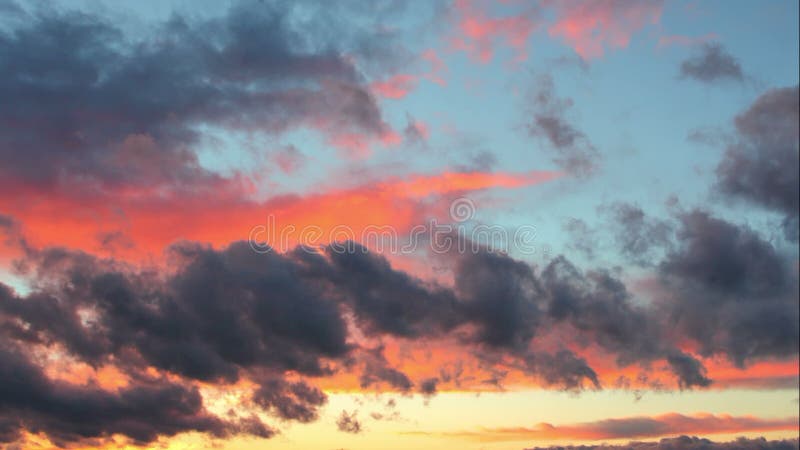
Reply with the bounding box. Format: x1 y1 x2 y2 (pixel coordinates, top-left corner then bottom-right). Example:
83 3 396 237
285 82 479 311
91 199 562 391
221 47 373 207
0 1 798 449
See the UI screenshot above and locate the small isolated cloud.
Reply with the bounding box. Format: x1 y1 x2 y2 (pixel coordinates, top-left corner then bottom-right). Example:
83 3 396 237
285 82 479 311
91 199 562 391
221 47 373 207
526 74 600 177
336 410 362 434
679 43 744 83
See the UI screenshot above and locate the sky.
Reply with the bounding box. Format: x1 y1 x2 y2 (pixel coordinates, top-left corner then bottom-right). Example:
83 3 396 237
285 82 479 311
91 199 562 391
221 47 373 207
0 0 798 449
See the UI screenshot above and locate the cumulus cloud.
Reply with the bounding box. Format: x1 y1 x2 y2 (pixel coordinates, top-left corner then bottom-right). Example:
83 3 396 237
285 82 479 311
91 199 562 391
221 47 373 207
0 345 273 446
0 0 418 195
0 209 797 444
714 85 799 240
658 210 799 366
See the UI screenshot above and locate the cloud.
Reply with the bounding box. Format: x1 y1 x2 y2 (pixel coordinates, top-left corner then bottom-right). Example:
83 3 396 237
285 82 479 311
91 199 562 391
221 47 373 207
0 168 558 262
602 202 673 265
336 410 362 434
357 345 414 392
539 255 709 389
0 346 272 446
0 0 405 195
679 43 745 83
427 413 798 442
403 115 431 145
526 436 799 450
657 210 799 366
526 74 600 177
371 74 419 99
714 85 799 241
449 0 662 63
548 0 663 59
563 218 598 260
454 248 541 350
450 0 541 63
251 377 327 423
0 204 797 444
523 350 600 391
419 377 439 397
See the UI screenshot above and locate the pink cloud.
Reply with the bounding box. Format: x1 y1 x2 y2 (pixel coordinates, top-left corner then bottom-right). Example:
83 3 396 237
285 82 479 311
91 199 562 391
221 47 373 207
371 74 419 99
327 130 400 158
327 133 373 158
548 0 663 59
451 0 539 63
370 50 449 100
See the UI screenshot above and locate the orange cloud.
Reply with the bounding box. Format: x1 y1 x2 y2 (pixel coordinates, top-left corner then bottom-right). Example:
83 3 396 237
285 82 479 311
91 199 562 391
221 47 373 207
0 170 560 262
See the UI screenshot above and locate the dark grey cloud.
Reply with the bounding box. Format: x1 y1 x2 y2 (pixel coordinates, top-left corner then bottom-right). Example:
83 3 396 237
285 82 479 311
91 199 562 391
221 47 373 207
318 243 462 338
453 249 542 351
0 345 272 446
523 350 600 391
602 202 798 369
526 436 799 450
419 377 439 397
658 210 799 366
0 241 349 444
527 74 600 177
536 199 799 388
714 85 799 241
357 345 414 392
0 0 404 195
679 43 745 83
539 256 709 389
1 220 797 444
666 352 711 389
251 378 327 423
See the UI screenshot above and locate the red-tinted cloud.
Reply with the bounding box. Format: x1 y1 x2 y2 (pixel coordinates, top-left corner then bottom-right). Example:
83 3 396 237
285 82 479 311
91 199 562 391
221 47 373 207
0 170 559 260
